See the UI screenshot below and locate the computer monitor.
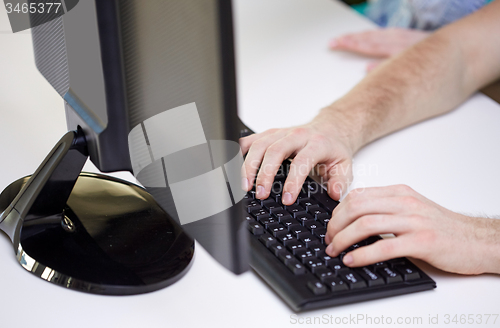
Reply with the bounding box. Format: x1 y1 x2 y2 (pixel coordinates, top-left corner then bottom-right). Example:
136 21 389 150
0 0 248 294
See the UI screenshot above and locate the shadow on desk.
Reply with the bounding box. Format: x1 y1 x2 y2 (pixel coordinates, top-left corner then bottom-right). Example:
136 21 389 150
409 258 499 280
481 79 500 105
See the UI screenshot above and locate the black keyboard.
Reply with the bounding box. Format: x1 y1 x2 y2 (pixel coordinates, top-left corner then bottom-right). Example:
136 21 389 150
245 160 436 311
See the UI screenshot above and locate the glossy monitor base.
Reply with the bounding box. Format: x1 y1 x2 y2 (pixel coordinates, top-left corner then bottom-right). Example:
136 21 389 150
0 131 194 295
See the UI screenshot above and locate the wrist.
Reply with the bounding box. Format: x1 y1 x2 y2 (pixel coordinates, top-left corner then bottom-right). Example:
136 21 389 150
315 104 366 154
465 215 500 274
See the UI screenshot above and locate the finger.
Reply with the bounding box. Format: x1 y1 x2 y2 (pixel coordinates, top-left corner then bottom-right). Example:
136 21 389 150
340 236 412 267
255 135 306 199
239 128 280 155
329 32 392 57
366 60 385 72
325 214 413 257
325 159 353 201
326 193 413 244
282 143 327 204
243 131 287 191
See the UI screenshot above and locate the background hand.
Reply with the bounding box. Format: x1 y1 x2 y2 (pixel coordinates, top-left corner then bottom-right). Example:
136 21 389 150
325 184 500 275
329 28 429 71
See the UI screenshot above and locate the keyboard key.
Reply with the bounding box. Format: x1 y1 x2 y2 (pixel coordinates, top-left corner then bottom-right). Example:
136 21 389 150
331 264 350 276
299 198 320 211
285 204 304 214
307 280 327 295
275 231 296 245
270 244 286 256
299 234 319 247
244 191 255 200
314 267 334 281
261 197 276 205
287 260 306 275
309 207 329 219
286 241 305 254
244 215 254 222
247 202 262 213
357 267 385 287
279 217 300 226
271 209 292 221
323 276 348 292
379 267 403 284
248 222 264 235
365 236 381 245
264 201 282 212
388 258 406 268
275 169 287 181
251 208 269 220
313 228 327 243
297 187 309 200
312 194 339 212
295 213 314 225
288 224 306 236
297 250 315 264
394 265 421 281
304 220 320 232
370 262 388 271
279 251 295 265
318 254 335 266
317 216 330 227
259 234 279 248
267 222 286 236
339 271 367 289
305 258 325 273
258 216 275 228
309 243 326 256
347 243 363 251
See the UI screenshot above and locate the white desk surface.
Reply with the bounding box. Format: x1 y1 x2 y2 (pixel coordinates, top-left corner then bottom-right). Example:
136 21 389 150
1 1 500 327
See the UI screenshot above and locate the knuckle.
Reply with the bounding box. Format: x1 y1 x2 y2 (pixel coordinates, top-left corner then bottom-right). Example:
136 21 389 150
251 139 267 150
379 240 396 256
401 195 420 208
327 218 339 234
245 159 261 172
359 215 377 230
416 229 436 245
309 133 328 145
395 184 413 193
344 199 359 216
266 144 283 157
290 127 308 137
351 187 365 196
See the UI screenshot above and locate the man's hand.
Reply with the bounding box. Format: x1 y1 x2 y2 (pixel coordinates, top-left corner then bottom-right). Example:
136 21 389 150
329 28 429 71
239 111 355 204
325 184 500 275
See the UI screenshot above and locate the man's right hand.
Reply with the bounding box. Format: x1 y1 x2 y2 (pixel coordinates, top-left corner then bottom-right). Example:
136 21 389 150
239 110 355 204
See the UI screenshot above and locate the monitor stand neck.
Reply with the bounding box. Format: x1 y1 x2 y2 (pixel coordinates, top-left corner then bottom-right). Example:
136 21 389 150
1 130 87 246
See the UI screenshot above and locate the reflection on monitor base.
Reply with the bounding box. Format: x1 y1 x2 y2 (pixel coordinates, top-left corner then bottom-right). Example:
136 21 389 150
0 131 194 295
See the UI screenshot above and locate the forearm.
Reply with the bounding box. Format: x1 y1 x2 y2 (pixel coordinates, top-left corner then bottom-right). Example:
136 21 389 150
472 215 500 274
320 1 500 153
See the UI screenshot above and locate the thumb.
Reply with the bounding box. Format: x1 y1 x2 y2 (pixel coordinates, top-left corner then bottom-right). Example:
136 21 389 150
326 160 353 201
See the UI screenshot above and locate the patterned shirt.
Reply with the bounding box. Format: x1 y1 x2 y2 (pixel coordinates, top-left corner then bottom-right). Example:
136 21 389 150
367 0 490 30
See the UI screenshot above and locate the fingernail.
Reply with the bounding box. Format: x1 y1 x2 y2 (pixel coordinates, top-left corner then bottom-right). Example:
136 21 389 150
242 178 249 191
343 254 353 266
283 192 293 204
256 185 265 198
329 39 338 48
